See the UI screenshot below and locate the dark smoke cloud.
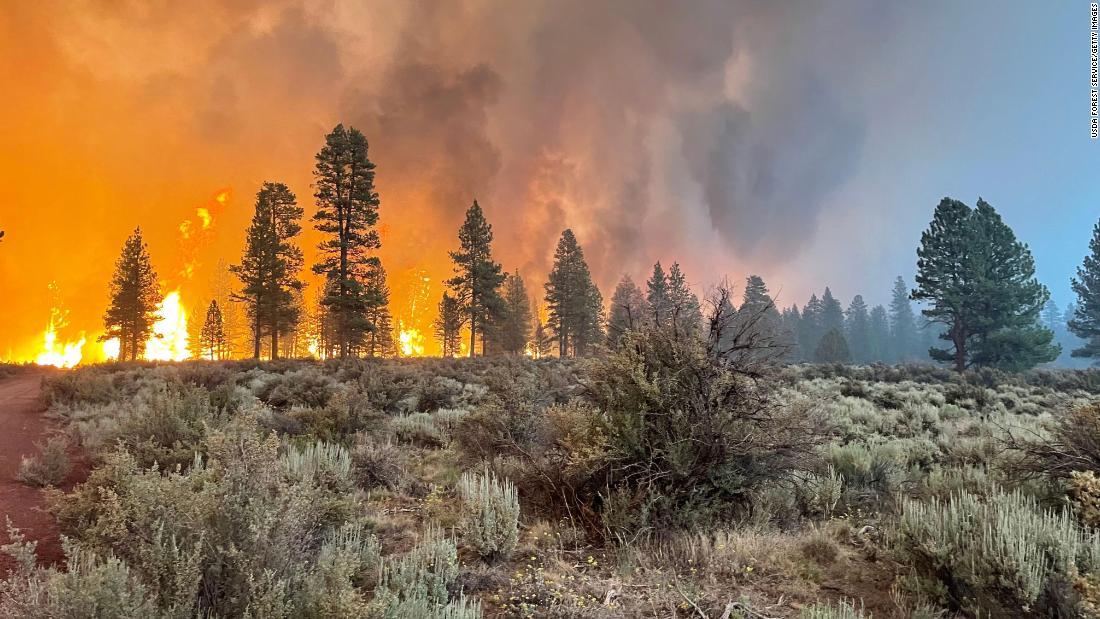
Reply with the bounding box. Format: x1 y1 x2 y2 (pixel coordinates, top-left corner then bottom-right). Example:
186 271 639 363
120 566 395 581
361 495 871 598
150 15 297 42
0 0 899 357
322 0 889 288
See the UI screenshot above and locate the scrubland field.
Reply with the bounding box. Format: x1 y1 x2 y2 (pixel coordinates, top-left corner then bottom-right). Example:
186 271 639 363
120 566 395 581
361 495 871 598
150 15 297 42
3 337 1100 618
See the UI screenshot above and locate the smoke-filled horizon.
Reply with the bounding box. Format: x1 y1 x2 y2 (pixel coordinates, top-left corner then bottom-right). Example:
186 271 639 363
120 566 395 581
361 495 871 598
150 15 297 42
0 1 1097 361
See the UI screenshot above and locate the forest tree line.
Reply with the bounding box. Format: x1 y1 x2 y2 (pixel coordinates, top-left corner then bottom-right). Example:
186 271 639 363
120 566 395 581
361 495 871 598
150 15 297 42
88 124 1100 372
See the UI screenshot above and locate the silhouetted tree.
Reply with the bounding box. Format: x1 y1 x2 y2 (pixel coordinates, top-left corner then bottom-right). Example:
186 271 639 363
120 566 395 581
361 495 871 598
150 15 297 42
1070 219 1100 360
199 300 227 360
1042 299 1062 331
668 263 703 336
814 328 851 363
532 311 553 359
433 293 463 357
781 305 803 360
845 295 871 363
799 294 824 357
312 124 381 358
101 228 160 361
646 262 672 327
913 197 1058 371
889 275 917 362
362 262 393 357
447 201 505 357
498 270 533 354
232 182 304 360
544 229 603 357
869 305 890 362
820 287 845 335
607 275 647 348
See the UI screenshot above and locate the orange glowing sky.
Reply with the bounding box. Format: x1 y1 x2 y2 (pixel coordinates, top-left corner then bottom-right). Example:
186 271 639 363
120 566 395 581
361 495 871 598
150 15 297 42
6 2 1092 364
0 1 782 362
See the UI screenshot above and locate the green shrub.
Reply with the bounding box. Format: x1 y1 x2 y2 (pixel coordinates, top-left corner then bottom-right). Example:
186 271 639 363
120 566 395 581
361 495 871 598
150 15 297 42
456 471 519 561
17 436 71 487
561 324 826 535
898 489 1100 615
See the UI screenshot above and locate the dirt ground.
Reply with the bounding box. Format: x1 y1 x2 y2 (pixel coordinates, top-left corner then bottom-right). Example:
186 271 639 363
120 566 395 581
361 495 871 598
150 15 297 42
0 370 84 577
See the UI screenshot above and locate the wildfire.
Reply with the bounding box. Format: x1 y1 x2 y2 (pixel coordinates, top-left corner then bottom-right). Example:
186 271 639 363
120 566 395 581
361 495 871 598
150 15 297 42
398 324 425 357
143 290 190 361
34 283 86 368
394 269 434 357
179 187 230 279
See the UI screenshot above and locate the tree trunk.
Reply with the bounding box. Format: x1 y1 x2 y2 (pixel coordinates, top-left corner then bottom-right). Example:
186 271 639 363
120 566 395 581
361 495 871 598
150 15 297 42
952 317 965 373
469 291 477 358
271 329 279 361
253 309 262 360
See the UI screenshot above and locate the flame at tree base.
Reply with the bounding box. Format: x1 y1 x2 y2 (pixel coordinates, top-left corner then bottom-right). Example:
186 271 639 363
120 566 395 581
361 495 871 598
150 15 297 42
35 323 85 368
144 290 190 361
398 325 425 357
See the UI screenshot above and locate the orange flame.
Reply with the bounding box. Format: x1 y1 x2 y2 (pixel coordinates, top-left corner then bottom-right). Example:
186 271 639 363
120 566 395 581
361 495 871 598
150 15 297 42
394 269 433 357
143 289 190 361
34 282 86 368
398 323 425 357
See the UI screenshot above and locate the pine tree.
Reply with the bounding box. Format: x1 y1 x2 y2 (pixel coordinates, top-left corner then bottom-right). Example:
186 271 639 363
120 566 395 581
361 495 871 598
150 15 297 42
799 294 824 357
607 275 647 348
199 300 227 360
447 201 505 357
532 311 553 359
232 182 304 360
312 124 382 358
498 271 533 354
781 305 803 360
645 262 672 327
733 275 783 354
845 295 871 363
433 293 463 357
1070 219 1100 359
820 287 845 334
362 261 393 357
913 197 1058 371
869 305 890 363
667 263 703 337
888 276 917 363
1041 299 1061 331
544 230 603 357
815 328 851 363
100 228 161 361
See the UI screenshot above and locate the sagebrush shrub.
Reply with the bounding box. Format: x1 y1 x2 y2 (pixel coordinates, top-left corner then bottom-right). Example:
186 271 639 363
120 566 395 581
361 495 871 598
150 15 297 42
391 412 447 447
17 436 71 487
456 471 519 561
0 539 159 617
371 530 480 617
352 437 410 491
898 488 1100 615
800 599 868 619
282 440 352 491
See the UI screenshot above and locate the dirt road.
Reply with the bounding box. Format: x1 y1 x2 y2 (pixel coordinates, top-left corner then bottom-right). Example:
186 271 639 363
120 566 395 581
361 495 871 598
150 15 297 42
0 370 71 576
